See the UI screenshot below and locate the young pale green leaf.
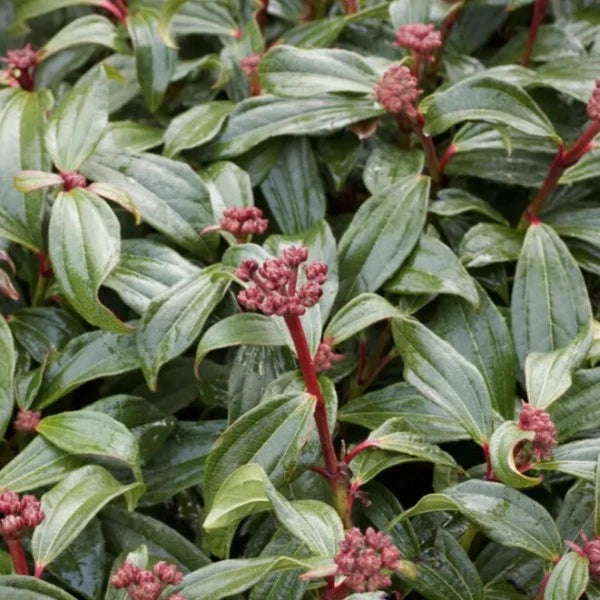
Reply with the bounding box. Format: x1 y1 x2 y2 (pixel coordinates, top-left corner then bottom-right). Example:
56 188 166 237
544 552 589 600
105 239 201 314
127 8 177 112
363 145 424 196
32 465 144 572
511 223 593 368
339 383 468 442
550 368 600 442
0 576 78 599
324 293 401 345
420 76 558 140
259 46 378 97
385 235 479 306
37 411 143 481
536 438 600 482
86 182 141 224
101 506 210 571
398 480 562 560
489 421 541 489
178 557 315 600
196 313 292 370
0 315 15 439
459 223 524 268
49 188 131 333
137 265 231 389
205 95 384 159
0 89 52 251
337 176 429 307
430 188 509 226
13 170 63 193
525 323 593 410
203 392 316 507
34 329 140 409
260 137 326 235
349 418 461 486
398 528 484 600
45 72 108 171
42 15 123 58
428 285 517 420
81 151 217 260
163 101 235 157
392 317 494 444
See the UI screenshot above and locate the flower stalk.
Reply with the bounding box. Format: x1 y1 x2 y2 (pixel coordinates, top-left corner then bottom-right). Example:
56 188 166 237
521 0 549 67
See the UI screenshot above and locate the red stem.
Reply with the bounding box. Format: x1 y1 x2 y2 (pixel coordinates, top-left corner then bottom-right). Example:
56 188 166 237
342 0 357 15
521 0 549 67
413 118 441 183
6 539 29 576
482 443 495 481
440 2 463 44
283 315 351 527
99 0 128 22
534 571 551 600
524 120 600 222
439 143 457 177
344 440 379 465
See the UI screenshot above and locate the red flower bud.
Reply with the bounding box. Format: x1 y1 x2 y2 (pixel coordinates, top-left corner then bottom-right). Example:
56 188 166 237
395 23 442 62
587 80 600 122
374 65 422 118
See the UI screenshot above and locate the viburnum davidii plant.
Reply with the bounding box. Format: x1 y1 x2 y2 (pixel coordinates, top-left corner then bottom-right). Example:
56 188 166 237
3 0 600 598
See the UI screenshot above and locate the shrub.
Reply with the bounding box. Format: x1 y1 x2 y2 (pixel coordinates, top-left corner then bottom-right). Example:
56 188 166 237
0 0 600 598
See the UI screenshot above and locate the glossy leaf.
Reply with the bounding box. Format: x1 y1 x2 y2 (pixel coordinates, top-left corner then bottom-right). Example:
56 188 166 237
363 144 424 196
459 224 523 268
0 576 78 599
0 315 15 438
544 552 589 600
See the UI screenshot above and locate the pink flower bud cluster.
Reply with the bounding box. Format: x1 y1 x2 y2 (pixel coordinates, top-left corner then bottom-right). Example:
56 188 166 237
374 65 423 119
13 409 41 433
60 171 87 192
236 245 327 317
313 340 344 373
240 53 262 77
395 24 442 62
111 560 186 600
334 527 401 593
0 491 45 540
587 80 600 122
0 44 39 90
566 532 600 581
220 207 268 238
517 403 557 461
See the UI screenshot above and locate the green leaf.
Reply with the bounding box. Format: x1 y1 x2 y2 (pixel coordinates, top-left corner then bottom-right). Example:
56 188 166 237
14 0 107 23
13 170 63 193
363 145 424 196
127 9 177 112
544 552 589 600
205 95 384 159
105 239 201 314
385 235 479 306
81 151 217 260
0 432 83 493
279 17 346 49
196 313 291 369
420 76 558 140
260 137 326 235
0 576 78 599
178 557 315 600
489 421 541 489
339 383 468 443
203 392 316 507
429 188 509 226
0 315 15 439
37 411 143 481
399 528 484 600
42 15 123 58
171 0 240 39
459 224 523 268
0 89 52 251
101 506 210 572
259 46 378 96
34 329 140 409
324 293 401 345
45 71 108 171
560 149 600 184
199 161 254 220
398 480 562 560
543 201 600 253
32 465 144 572
137 264 231 389
163 101 235 158
428 286 516 420
536 57 600 103
49 188 130 333
389 0 456 28
337 176 429 307
96 121 163 154
392 317 494 444
536 438 600 481
511 223 593 368
525 323 592 410
349 418 461 486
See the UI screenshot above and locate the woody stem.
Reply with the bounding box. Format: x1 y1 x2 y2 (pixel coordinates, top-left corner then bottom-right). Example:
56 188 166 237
6 539 29 576
284 315 351 527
